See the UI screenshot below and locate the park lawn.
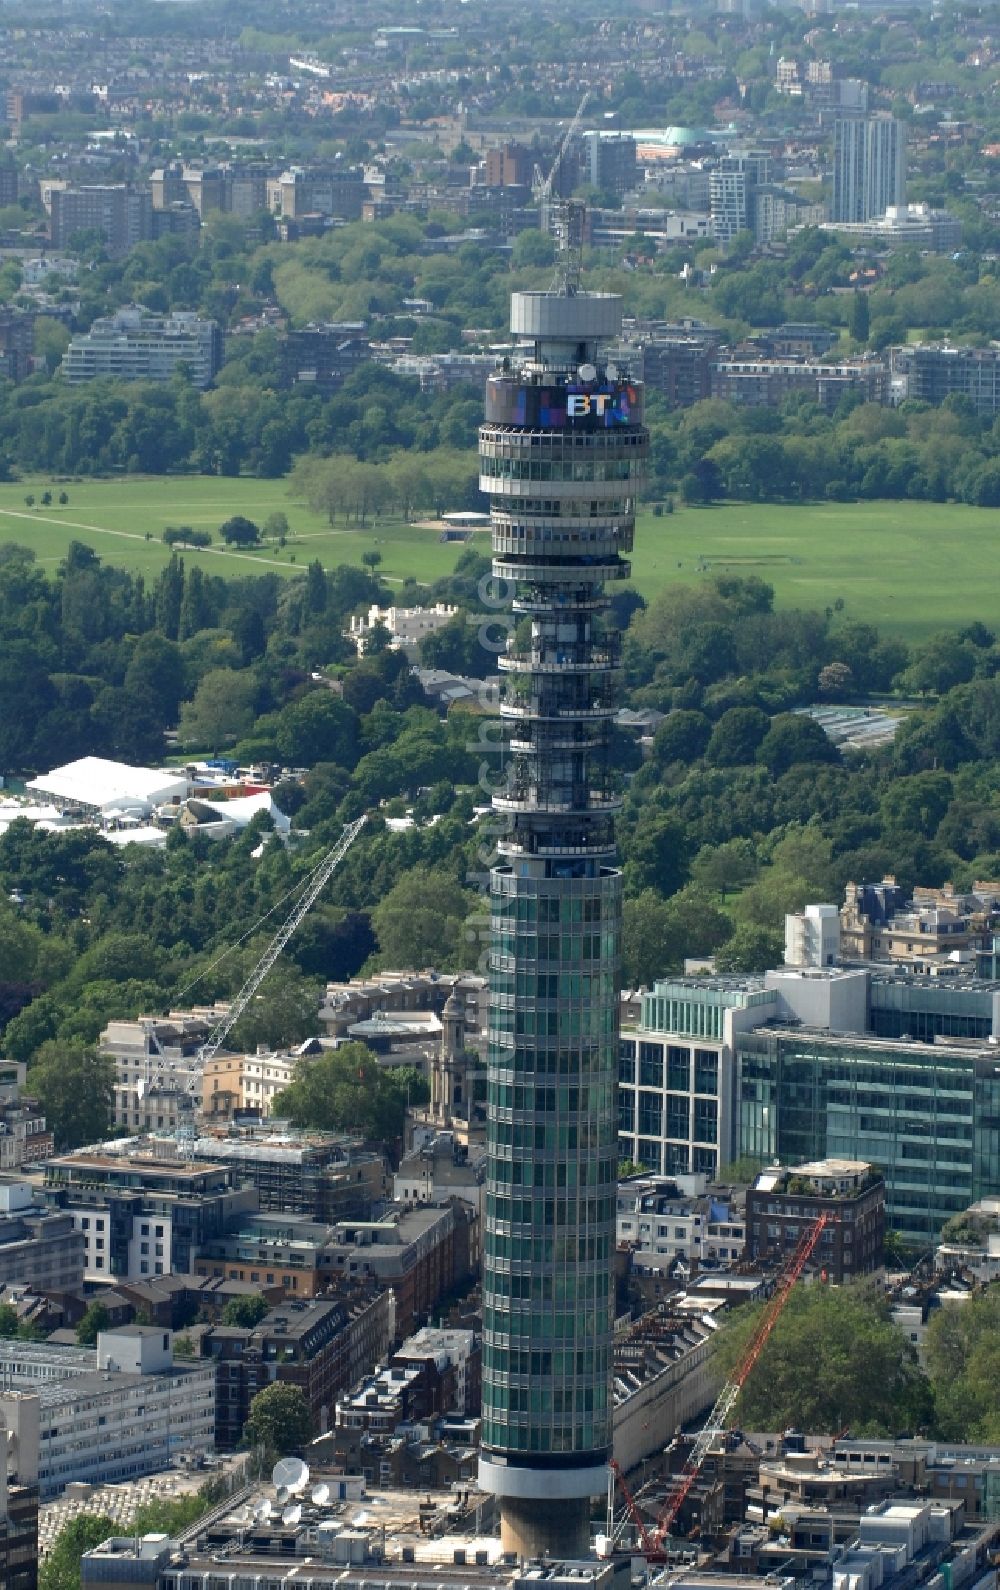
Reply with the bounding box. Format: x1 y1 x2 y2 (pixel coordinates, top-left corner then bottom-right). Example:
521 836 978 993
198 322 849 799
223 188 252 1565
0 477 996 640
0 476 469 585
630 498 1000 639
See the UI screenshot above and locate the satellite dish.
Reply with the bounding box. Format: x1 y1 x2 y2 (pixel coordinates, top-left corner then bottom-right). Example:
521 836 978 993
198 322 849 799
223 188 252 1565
275 1486 290 1506
272 1456 310 1494
578 362 597 383
282 1504 302 1527
257 1500 273 1521
606 361 619 382
311 1483 331 1506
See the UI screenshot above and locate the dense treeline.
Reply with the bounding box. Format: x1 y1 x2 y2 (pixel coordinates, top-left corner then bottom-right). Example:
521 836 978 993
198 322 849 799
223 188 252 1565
6 542 1000 1117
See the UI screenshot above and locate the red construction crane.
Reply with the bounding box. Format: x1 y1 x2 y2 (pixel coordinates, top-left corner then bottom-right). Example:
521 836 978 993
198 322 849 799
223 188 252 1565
611 1211 832 1561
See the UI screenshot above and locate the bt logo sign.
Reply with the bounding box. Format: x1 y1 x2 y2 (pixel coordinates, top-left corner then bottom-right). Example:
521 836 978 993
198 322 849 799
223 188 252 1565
566 391 615 417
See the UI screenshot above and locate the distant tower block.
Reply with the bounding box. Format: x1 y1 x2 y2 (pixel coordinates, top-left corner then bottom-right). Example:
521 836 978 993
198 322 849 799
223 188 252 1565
478 286 648 1558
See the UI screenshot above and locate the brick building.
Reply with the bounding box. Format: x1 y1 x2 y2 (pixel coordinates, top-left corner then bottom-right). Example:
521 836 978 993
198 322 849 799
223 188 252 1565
744 1158 885 1281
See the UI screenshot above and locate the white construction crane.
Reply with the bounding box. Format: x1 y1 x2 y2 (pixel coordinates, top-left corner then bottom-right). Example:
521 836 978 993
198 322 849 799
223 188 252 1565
140 815 367 1103
196 813 368 1067
535 91 591 243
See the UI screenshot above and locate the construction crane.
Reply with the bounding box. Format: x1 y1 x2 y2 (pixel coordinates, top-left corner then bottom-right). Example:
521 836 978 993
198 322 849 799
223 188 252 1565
610 1212 833 1562
534 91 590 251
196 813 368 1066
140 815 368 1104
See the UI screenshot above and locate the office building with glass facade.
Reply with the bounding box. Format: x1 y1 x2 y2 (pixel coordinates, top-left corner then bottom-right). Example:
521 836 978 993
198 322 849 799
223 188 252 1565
736 1028 1000 1246
479 285 647 1558
619 979 778 1178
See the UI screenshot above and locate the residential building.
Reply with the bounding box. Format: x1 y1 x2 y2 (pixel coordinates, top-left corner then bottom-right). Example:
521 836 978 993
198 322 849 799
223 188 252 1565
831 115 906 223
319 972 486 1050
0 310 36 384
194 1202 470 1340
616 1174 746 1272
709 152 769 246
0 1064 51 1170
61 306 222 388
48 184 152 256
41 1150 256 1282
201 1052 295 1122
202 1291 392 1449
744 1158 886 1281
393 1132 484 1212
710 355 888 409
0 1183 84 1294
580 131 637 201
266 166 365 221
183 1128 385 1219
478 283 648 1556
638 330 721 408
483 142 533 189
280 323 371 394
101 1014 212 1134
336 1326 479 1433
896 344 1000 418
840 877 1000 969
823 202 961 252
0 1326 215 1498
347 602 458 656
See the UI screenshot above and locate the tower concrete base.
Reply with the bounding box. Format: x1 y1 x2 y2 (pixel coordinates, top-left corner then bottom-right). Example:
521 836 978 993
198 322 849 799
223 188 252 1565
500 1496 591 1561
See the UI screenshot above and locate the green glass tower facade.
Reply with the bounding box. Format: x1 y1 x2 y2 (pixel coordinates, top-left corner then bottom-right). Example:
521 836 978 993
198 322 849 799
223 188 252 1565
478 289 647 1558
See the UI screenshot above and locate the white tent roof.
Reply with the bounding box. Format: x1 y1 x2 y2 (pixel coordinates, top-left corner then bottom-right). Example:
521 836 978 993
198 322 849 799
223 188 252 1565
27 757 188 813
223 791 291 834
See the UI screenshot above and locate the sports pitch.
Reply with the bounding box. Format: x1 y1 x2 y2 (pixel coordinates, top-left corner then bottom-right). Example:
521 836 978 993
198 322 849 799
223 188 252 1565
0 478 995 639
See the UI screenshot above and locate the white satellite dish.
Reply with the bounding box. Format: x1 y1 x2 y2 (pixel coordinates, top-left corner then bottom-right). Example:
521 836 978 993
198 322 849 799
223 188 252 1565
578 362 597 383
311 1483 331 1506
606 361 619 382
275 1485 290 1506
282 1504 302 1527
257 1499 273 1521
272 1456 310 1494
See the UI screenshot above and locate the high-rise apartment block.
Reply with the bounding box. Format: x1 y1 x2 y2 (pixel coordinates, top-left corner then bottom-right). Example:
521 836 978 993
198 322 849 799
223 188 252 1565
49 184 152 256
62 306 222 388
479 283 647 1556
831 115 906 223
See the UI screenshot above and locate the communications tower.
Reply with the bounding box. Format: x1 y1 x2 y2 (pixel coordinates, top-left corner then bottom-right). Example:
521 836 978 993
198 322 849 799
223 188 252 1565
478 280 648 1557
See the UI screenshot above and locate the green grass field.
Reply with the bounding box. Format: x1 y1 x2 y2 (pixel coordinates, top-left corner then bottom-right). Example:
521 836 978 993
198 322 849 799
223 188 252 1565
1 478 996 640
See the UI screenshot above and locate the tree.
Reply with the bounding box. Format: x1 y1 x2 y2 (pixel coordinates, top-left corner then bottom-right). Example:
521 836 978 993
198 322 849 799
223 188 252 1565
273 1042 428 1140
653 710 712 765
179 668 257 752
714 923 784 973
244 1381 313 1456
222 1294 270 1329
0 1303 19 1337
28 1041 113 1148
925 1291 1000 1441
264 511 289 543
40 1515 117 1590
757 714 839 777
371 867 475 970
163 526 212 548
220 515 261 547
362 549 383 572
713 1284 932 1436
622 885 731 988
850 290 870 344
689 839 758 898
706 707 770 767
718 1155 767 1184
275 691 357 768
76 1300 111 1346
